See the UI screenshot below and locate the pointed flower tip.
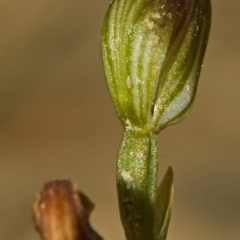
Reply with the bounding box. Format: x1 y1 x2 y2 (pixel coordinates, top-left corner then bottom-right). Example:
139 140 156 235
102 0 211 132
166 166 173 179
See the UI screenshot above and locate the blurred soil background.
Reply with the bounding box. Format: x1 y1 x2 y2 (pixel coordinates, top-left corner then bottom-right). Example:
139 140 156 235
0 0 239 239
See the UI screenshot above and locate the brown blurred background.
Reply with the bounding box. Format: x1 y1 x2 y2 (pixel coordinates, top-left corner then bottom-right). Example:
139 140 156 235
0 0 239 239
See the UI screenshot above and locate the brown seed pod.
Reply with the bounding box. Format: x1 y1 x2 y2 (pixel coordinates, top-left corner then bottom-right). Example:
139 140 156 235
32 180 103 240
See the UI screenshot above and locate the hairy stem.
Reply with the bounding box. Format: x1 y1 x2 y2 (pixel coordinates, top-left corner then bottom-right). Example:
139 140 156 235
117 128 158 240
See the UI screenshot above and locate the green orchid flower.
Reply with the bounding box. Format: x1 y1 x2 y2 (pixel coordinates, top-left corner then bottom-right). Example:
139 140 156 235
102 0 211 132
102 0 211 239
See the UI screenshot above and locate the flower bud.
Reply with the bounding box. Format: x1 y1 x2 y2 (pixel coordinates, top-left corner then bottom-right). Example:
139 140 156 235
102 0 211 132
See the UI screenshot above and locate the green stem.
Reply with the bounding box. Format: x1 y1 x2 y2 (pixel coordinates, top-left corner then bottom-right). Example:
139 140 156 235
117 128 158 240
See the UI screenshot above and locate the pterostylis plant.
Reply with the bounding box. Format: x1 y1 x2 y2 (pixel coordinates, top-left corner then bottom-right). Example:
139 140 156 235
102 0 211 239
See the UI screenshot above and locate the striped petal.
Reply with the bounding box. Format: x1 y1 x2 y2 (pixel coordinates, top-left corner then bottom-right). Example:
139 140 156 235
152 0 212 131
